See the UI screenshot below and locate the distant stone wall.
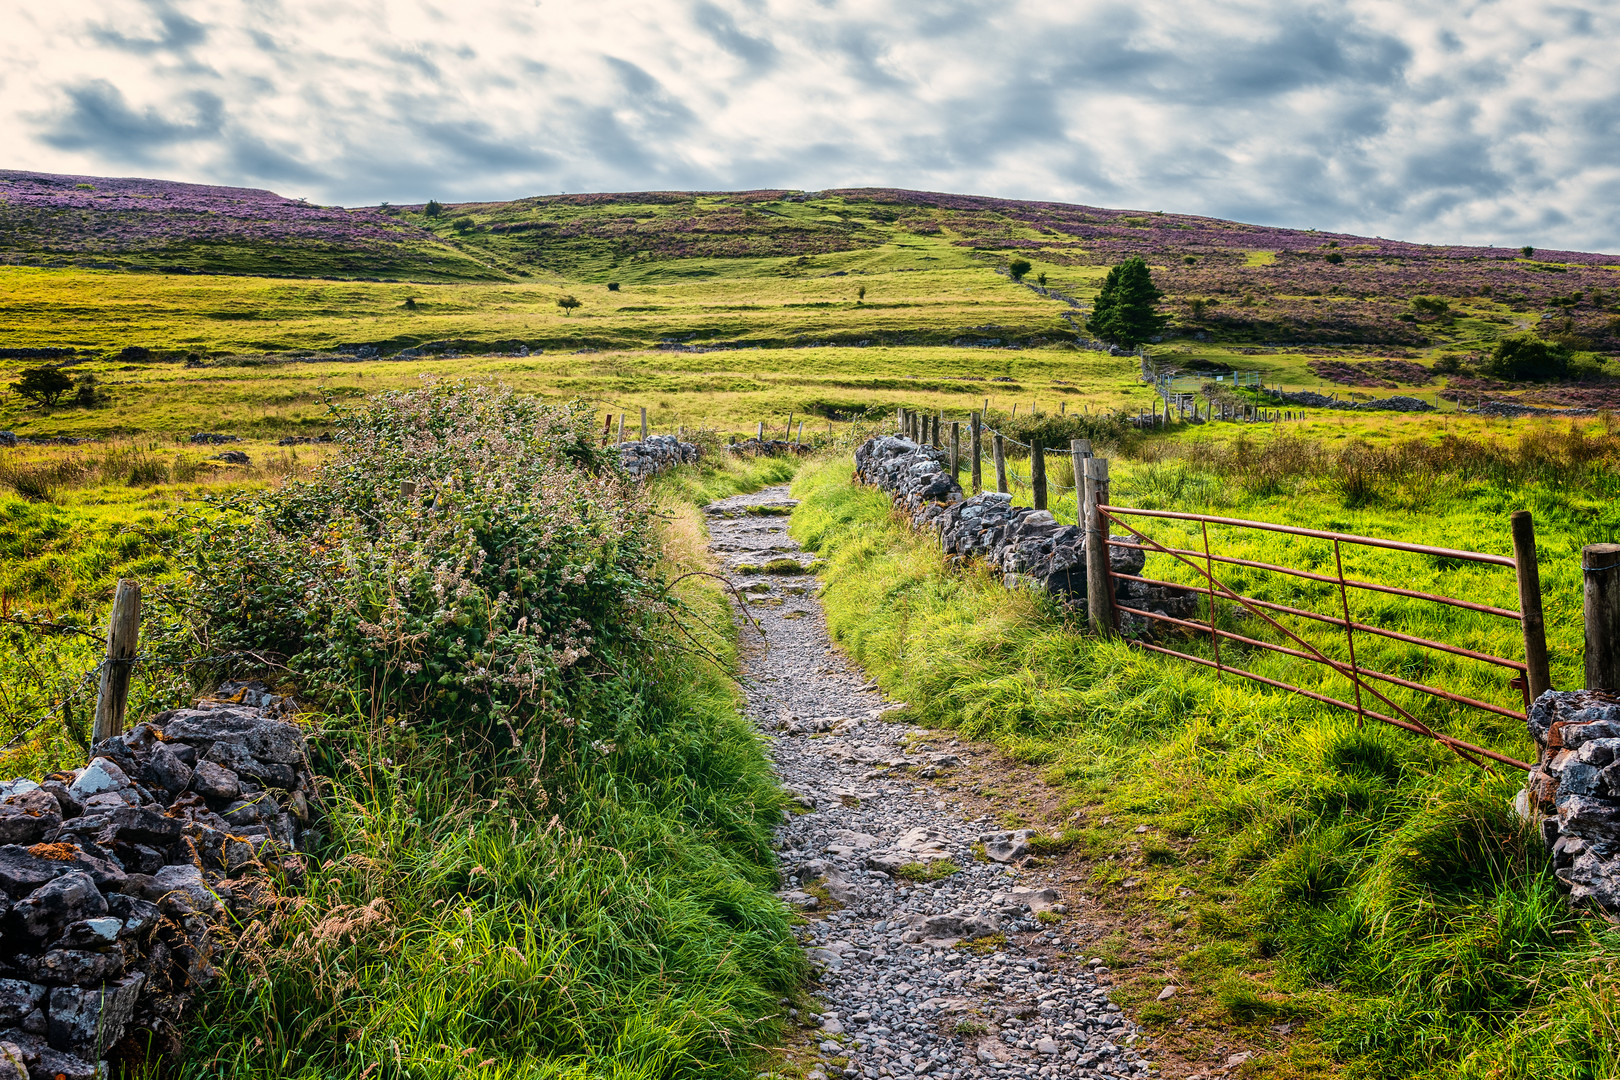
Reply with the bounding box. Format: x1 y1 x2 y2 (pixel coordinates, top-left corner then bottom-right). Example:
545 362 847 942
616 435 700 477
852 435 1198 620
0 682 314 1078
726 438 814 459
1270 389 1435 412
1524 689 1620 912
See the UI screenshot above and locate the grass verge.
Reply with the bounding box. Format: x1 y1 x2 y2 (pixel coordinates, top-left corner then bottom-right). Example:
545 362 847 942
788 455 1620 1080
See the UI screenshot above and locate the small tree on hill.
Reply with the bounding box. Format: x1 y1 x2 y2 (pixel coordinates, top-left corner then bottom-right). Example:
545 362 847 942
1483 333 1570 382
10 367 73 407
1521 245 1535 258
606 282 620 292
1008 258 1032 281
557 295 581 316
1087 256 1169 348
857 285 866 303
424 200 444 218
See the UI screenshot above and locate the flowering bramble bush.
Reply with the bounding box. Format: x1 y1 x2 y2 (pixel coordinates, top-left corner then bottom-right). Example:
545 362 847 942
171 383 659 767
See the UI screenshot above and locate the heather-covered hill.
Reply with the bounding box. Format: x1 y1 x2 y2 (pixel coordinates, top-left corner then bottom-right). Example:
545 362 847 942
0 170 506 281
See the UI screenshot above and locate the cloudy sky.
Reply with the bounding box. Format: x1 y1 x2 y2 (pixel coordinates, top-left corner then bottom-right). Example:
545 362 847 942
2 0 1617 250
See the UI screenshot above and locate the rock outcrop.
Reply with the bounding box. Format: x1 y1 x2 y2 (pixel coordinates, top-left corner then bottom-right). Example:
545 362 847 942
0 681 314 1076
1524 689 1620 912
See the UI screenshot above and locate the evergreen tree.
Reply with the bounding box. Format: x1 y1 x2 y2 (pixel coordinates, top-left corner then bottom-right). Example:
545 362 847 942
1086 256 1169 347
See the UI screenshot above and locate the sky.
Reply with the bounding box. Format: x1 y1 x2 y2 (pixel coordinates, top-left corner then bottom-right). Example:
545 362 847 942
2 0 1617 251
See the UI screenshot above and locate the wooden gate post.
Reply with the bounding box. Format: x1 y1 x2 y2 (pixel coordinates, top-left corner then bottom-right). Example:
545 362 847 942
1083 459 1114 636
1511 511 1553 701
1031 439 1047 511
949 422 961 478
93 579 141 744
1586 543 1620 691
896 406 905 432
993 433 1008 494
970 413 983 494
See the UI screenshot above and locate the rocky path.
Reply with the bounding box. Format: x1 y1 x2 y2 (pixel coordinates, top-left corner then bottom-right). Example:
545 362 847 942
706 487 1156 1080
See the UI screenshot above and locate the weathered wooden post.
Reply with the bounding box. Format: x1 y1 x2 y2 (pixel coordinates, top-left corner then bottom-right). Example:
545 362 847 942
1070 438 1091 520
1031 439 1047 511
1586 543 1620 690
602 414 613 445
993 433 1008 494
757 420 765 443
1083 459 1113 636
640 406 648 441
896 406 905 432
949 422 961 478
400 480 417 499
93 579 141 744
970 413 983 495
796 420 805 444
616 413 626 443
1511 511 1553 701
784 412 794 440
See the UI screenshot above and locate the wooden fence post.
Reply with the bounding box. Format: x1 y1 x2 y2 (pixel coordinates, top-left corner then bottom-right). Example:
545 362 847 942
1586 543 1620 691
1070 439 1091 519
93 579 141 744
602 414 612 445
1083 459 1113 636
896 406 905 432
970 413 983 495
1511 511 1553 702
1031 439 1047 511
949 422 961 478
796 420 805 444
640 406 648 441
757 420 765 443
784 412 794 440
616 413 626 443
993 433 1008 494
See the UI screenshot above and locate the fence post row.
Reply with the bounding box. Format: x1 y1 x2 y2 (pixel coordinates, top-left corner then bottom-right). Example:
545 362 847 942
1587 543 1620 692
93 579 142 744
970 413 983 495
1083 458 1113 636
1510 511 1553 702
1031 439 1047 511
993 433 1008 495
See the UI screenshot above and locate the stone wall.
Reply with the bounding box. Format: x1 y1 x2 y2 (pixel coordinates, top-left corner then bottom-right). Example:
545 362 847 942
726 438 815 458
1270 389 1435 412
615 435 700 477
853 436 1198 620
1523 689 1620 912
0 681 314 1078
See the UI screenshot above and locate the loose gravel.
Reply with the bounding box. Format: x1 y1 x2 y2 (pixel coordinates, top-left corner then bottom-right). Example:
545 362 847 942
707 486 1156 1080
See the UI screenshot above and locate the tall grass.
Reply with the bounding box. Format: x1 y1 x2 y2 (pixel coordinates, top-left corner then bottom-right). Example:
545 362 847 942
790 455 1620 1079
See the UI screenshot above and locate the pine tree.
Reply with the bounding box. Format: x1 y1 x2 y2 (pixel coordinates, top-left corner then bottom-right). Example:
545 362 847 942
1086 256 1169 347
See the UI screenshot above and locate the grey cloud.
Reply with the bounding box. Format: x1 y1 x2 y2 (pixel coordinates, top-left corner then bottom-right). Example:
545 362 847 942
691 2 778 69
38 80 223 161
87 0 208 55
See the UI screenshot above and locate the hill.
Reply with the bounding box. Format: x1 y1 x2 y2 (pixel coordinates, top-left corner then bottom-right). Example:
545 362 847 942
4 171 1619 355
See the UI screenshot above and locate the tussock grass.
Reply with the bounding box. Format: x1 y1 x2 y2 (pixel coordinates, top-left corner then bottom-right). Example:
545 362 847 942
790 453 1620 1079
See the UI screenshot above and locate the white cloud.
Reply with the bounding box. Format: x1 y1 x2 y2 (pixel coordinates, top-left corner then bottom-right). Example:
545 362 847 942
1 0 1616 249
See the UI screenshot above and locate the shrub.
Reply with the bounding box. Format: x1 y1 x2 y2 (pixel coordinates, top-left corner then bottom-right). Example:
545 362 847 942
606 282 620 291
118 345 153 362
73 373 99 408
9 366 73 407
424 199 444 217
1521 245 1535 258
1482 333 1571 382
557 294 582 315
1325 252 1344 264
1432 354 1464 375
1411 296 1450 317
1008 258 1032 281
450 215 475 232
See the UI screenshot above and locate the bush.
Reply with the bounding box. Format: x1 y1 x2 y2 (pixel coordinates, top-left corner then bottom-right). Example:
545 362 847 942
1482 333 1571 382
606 281 620 291
1325 252 1344 265
1411 296 1450 317
1432 354 1464 375
1008 258 1032 281
9 366 73 407
450 215 475 232
424 199 444 217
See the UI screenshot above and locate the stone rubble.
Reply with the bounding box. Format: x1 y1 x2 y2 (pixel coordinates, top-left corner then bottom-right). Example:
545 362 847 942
614 435 700 477
853 435 1198 624
709 486 1157 1080
1523 689 1620 912
0 681 314 1078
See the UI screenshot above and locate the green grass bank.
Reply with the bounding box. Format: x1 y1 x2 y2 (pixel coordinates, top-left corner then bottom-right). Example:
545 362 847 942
789 452 1620 1080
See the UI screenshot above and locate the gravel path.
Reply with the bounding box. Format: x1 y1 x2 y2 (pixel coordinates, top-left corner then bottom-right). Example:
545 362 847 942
707 486 1157 1080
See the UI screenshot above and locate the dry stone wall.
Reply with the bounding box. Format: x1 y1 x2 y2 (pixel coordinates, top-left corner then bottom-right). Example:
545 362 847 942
0 681 314 1079
1524 689 1620 913
615 435 700 477
853 435 1198 619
